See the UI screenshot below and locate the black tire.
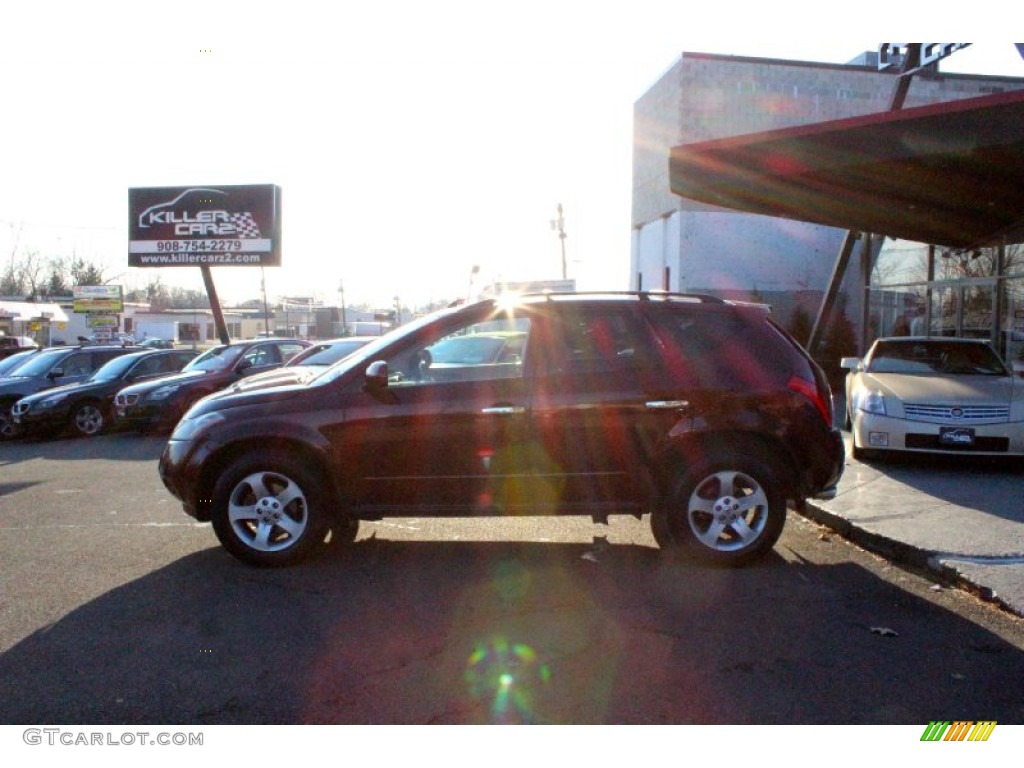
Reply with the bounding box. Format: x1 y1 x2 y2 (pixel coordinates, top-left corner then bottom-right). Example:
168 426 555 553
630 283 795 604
652 452 785 566
325 517 360 548
851 444 876 462
69 401 106 437
0 402 15 441
210 452 332 567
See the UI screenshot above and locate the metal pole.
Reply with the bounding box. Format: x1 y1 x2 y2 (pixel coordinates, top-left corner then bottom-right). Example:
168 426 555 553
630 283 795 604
261 267 270 336
200 265 231 345
555 203 568 280
339 279 347 336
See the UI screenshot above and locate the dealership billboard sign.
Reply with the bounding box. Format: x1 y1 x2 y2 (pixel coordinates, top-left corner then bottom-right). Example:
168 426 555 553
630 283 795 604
128 184 281 267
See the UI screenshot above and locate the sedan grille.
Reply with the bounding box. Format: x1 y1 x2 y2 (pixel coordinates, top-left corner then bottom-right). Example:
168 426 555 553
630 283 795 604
903 403 1009 423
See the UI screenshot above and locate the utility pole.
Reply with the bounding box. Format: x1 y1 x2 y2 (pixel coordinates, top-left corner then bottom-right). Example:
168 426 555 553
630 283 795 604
552 203 568 280
261 267 270 336
338 279 347 336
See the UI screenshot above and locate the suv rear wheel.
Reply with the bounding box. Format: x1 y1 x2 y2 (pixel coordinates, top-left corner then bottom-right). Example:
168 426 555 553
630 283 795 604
653 453 785 565
210 452 332 567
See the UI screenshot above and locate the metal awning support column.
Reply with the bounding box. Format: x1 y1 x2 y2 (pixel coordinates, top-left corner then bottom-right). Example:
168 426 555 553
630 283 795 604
808 230 863 351
807 44 923 354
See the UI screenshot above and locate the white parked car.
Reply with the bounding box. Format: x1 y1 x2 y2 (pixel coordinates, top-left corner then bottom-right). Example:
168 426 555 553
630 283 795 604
841 337 1024 460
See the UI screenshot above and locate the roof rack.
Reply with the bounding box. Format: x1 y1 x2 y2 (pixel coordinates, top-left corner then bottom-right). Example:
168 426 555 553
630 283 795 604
513 290 728 304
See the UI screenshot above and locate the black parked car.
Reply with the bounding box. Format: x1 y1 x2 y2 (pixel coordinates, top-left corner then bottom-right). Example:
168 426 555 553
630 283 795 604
159 293 845 568
225 336 376 392
0 344 144 439
12 348 198 438
139 338 175 350
114 338 309 433
0 348 41 379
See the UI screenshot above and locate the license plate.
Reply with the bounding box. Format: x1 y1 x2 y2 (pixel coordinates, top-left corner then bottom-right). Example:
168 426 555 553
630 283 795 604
939 426 975 446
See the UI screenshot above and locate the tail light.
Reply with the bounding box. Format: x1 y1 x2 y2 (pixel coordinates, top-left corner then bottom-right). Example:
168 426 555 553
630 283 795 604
787 375 833 428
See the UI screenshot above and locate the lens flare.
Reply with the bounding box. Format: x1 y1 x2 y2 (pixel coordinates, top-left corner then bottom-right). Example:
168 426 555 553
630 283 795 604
465 637 551 723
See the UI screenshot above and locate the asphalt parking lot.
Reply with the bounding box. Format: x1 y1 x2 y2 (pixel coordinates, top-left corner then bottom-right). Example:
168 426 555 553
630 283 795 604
2 431 1024 727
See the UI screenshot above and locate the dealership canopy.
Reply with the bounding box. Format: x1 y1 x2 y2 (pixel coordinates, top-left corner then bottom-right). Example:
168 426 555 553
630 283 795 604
0 301 69 322
669 89 1024 249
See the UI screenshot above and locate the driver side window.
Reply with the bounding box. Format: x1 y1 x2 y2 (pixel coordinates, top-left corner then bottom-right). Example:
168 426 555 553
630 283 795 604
384 317 531 387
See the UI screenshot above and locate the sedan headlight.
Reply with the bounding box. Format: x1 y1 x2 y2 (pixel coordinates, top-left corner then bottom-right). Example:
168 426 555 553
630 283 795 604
171 410 225 441
857 389 887 416
148 384 180 401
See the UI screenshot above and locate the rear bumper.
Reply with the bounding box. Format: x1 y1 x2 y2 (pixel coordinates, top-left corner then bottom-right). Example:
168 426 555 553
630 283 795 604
801 427 845 500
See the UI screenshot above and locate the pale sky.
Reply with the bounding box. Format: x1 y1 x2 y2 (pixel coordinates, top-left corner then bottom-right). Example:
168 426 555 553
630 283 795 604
2 2 1022 310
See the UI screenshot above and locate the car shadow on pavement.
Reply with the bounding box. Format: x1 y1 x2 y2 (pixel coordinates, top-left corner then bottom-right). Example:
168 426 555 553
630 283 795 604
0 433 168 465
1 535 1022 725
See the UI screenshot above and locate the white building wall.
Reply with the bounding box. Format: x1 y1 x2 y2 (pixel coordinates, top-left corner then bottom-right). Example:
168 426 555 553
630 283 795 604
630 51 1024 304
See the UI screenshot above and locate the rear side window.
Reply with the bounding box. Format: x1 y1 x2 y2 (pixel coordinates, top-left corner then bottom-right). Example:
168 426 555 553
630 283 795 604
60 352 95 377
650 308 788 389
94 350 128 368
531 306 658 377
277 342 307 363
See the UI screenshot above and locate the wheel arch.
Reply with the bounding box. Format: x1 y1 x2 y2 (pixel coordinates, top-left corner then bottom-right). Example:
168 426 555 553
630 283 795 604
655 430 798 505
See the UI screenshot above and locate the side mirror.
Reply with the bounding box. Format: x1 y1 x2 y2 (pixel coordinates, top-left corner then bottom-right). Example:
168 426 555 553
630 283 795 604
365 360 389 388
840 357 862 372
48 368 65 379
235 359 254 374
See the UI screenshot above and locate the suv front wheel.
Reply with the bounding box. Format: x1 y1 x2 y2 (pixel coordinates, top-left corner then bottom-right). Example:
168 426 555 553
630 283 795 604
210 452 334 567
653 453 785 566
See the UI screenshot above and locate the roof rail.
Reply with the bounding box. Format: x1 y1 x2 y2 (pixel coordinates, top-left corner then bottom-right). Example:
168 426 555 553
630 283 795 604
512 290 727 304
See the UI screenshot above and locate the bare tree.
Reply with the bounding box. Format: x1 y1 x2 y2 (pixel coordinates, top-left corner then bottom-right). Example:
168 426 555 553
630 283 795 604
146 277 170 311
43 256 71 296
0 262 24 295
19 250 45 299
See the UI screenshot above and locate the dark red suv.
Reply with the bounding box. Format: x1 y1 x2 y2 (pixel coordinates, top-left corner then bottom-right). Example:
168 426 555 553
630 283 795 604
159 293 844 567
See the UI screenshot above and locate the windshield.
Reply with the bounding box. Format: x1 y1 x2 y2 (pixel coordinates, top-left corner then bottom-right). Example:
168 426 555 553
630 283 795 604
5 349 68 378
0 350 38 377
184 345 244 372
868 340 1009 376
313 303 471 384
87 353 143 382
290 339 370 367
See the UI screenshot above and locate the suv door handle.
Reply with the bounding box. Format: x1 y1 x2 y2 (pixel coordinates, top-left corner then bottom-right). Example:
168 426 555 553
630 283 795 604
482 406 526 415
645 400 689 410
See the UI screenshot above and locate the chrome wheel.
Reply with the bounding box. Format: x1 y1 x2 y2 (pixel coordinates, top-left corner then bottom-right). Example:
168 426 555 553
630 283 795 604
653 452 785 565
686 469 770 553
210 451 334 566
227 470 310 553
72 403 105 436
